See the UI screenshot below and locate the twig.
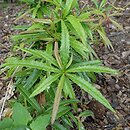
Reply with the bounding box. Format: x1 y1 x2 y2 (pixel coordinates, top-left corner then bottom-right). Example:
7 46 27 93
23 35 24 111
108 30 130 37
0 43 10 51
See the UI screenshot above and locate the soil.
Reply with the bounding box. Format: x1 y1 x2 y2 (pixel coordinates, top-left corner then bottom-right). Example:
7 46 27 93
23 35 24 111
0 1 130 130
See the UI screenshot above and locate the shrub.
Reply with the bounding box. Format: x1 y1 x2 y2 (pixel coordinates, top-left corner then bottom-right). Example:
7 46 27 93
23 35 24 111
0 0 121 129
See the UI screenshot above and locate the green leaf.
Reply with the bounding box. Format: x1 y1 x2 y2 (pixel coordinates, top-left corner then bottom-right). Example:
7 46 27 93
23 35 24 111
78 12 91 20
16 80 41 112
32 3 40 18
99 0 107 8
64 0 74 17
0 118 13 129
30 115 50 130
62 115 73 128
65 54 73 69
12 33 52 42
46 43 53 74
70 38 89 57
3 58 59 72
97 29 114 50
21 0 35 4
45 99 79 114
20 29 46 34
16 47 58 67
13 25 29 30
28 23 43 30
68 112 78 125
53 122 67 130
78 120 85 130
67 74 115 112
67 15 86 44
64 77 77 110
109 18 124 31
24 69 41 90
57 106 71 119
46 43 53 58
60 99 79 106
79 110 94 117
71 60 102 67
90 9 106 17
11 126 28 130
51 75 65 124
67 65 118 75
92 0 99 9
30 74 60 97
64 77 75 99
82 24 93 41
27 18 52 24
60 20 70 66
15 8 34 22
12 102 32 126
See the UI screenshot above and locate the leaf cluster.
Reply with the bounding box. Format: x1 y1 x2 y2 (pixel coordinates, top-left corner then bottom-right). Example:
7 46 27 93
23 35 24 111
0 0 121 129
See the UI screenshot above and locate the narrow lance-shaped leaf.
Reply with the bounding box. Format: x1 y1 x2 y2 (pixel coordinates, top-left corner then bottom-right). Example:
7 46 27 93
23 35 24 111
97 29 114 50
60 20 70 66
15 8 34 22
67 65 119 75
71 60 102 67
67 15 86 44
64 77 75 99
16 47 58 67
2 58 59 72
66 54 73 69
27 23 43 30
24 69 42 90
64 0 74 17
61 115 73 128
64 77 77 110
30 74 60 97
16 83 41 112
32 3 40 18
79 110 94 118
67 74 115 112
53 122 68 130
46 43 53 75
25 17 52 24
51 75 65 124
70 38 89 57
91 0 99 9
99 0 107 8
57 106 71 119
109 18 124 31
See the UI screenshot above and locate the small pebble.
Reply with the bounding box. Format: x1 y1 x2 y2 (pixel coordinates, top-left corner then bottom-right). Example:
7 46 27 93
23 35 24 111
124 127 130 130
126 41 130 45
115 84 120 90
128 56 130 63
121 39 125 42
5 15 9 19
4 24 8 27
106 112 118 124
94 84 101 89
122 51 130 59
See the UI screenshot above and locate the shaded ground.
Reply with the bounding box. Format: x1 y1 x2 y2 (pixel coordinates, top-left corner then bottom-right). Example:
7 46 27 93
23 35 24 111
0 1 130 130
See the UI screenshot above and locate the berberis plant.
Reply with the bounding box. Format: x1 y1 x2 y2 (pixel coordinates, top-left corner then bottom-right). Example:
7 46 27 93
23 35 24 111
0 0 121 129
